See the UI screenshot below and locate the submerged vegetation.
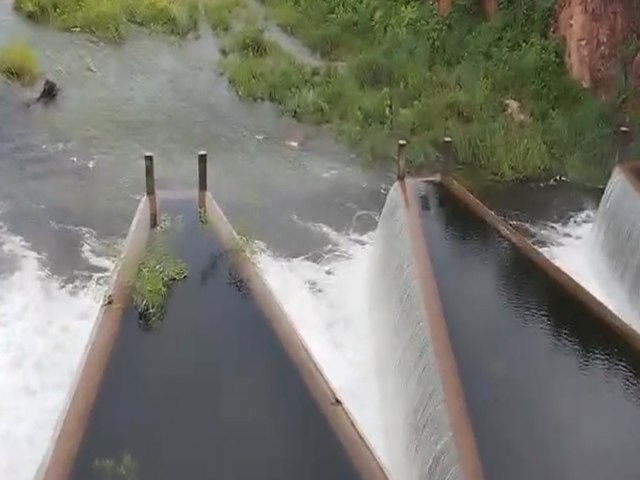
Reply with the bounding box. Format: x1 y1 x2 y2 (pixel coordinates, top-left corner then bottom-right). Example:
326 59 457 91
0 40 39 85
93 453 139 480
215 0 637 183
13 0 201 40
133 215 187 330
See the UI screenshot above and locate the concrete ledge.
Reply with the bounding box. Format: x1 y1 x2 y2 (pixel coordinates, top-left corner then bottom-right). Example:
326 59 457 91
204 193 390 480
398 180 485 480
440 176 640 351
36 197 152 480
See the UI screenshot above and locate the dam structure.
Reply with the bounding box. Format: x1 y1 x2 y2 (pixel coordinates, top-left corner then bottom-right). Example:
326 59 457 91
35 146 640 480
366 142 640 480
36 154 388 480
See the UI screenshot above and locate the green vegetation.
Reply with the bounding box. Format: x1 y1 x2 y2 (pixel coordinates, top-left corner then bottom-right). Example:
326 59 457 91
93 453 139 480
133 215 187 330
0 40 39 85
232 227 256 260
216 0 637 183
198 206 208 224
204 0 245 31
13 0 201 40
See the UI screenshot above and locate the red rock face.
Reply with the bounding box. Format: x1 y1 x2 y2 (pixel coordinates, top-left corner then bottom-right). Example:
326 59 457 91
438 0 452 16
555 0 638 98
483 0 498 19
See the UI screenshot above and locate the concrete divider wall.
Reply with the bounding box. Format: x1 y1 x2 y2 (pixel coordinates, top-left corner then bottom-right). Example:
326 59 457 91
37 197 152 480
204 193 390 480
368 181 464 480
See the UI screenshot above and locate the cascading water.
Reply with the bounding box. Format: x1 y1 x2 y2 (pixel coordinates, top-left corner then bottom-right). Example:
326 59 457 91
368 183 460 480
590 165 640 321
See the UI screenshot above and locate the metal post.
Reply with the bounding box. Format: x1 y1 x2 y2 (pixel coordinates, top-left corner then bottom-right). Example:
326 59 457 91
198 151 208 210
441 136 454 177
144 153 157 228
397 140 407 181
616 126 631 164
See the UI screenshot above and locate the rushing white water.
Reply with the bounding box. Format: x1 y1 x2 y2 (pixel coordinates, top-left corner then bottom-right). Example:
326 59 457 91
537 208 640 329
256 222 388 465
4 175 640 480
259 184 460 480
590 168 640 323
0 224 110 480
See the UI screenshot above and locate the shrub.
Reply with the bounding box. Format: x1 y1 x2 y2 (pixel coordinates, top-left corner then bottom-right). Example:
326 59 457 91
0 40 39 86
132 216 187 330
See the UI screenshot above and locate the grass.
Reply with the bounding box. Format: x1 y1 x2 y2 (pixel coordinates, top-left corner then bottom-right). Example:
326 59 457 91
13 0 201 40
132 215 188 330
198 206 208 224
0 40 39 86
93 453 139 480
215 0 637 184
204 0 245 32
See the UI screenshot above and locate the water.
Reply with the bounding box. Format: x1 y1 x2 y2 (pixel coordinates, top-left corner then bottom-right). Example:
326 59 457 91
0 8 389 479
3 5 640 480
590 166 640 324
476 179 640 328
419 181 640 480
70 198 361 480
368 183 459 480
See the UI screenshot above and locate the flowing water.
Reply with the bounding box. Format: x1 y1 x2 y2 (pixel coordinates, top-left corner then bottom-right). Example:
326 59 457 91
3 4 640 480
368 183 459 480
589 166 640 326
0 8 389 479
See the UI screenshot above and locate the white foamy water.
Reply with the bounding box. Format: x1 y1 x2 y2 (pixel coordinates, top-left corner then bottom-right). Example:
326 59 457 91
255 220 388 468
0 224 110 480
536 211 640 329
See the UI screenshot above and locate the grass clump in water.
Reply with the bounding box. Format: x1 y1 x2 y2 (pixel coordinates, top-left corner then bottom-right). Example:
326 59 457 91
13 0 200 40
132 215 187 330
218 0 629 184
93 453 139 480
0 40 39 86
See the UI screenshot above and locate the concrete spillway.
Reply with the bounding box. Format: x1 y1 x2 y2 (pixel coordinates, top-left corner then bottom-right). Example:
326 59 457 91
38 192 387 480
415 178 640 480
35 165 640 480
369 182 462 480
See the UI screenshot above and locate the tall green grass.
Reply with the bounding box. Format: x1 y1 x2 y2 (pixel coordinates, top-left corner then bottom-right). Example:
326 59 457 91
204 0 244 31
0 39 39 85
13 0 201 40
132 215 188 330
219 0 629 183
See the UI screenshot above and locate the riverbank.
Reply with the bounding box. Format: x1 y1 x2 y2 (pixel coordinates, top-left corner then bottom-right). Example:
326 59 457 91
246 0 635 183
9 0 634 183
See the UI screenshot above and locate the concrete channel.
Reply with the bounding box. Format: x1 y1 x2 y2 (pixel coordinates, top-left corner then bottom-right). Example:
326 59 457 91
411 175 640 480
37 154 388 480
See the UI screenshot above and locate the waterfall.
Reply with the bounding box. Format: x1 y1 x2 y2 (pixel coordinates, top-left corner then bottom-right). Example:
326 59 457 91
591 165 640 321
368 182 461 480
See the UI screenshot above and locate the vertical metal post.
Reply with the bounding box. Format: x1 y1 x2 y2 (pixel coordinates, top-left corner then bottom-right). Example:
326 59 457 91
397 140 407 181
144 153 157 229
441 136 454 177
616 126 631 165
198 151 208 210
